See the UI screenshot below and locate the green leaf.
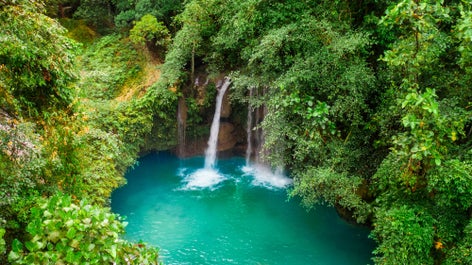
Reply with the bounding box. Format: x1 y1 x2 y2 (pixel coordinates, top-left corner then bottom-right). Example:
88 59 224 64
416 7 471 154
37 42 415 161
109 244 117 259
25 241 38 252
12 239 23 252
65 250 75 263
8 251 21 261
66 227 77 239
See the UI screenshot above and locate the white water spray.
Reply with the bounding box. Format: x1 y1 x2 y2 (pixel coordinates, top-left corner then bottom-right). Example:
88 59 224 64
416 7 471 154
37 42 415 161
242 86 292 189
242 164 292 189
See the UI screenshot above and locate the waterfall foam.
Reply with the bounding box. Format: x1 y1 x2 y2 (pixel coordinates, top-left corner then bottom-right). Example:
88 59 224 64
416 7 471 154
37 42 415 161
242 164 292 189
182 168 225 190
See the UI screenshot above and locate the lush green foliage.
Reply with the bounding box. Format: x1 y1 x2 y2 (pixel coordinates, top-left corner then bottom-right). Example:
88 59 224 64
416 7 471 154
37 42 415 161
76 34 141 99
76 33 177 154
3 0 472 264
129 14 171 55
0 1 178 263
372 205 435 264
0 227 5 256
162 0 472 264
8 193 158 264
443 219 472 264
113 0 184 29
291 167 370 223
367 1 472 263
0 0 77 116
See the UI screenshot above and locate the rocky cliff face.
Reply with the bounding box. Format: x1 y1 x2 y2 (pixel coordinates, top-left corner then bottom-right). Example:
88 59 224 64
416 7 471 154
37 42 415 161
220 89 231 119
172 74 243 158
217 122 237 151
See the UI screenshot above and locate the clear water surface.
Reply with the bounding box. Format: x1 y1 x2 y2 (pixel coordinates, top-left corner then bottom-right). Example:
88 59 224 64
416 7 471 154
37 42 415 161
111 152 375 265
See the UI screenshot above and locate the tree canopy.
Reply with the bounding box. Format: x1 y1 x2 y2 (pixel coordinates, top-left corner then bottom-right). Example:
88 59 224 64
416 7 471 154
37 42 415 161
161 0 472 263
2 0 472 264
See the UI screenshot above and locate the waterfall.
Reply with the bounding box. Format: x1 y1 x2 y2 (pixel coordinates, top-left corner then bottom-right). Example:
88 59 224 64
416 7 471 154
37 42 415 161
245 87 254 166
242 86 293 188
204 77 231 169
181 77 231 190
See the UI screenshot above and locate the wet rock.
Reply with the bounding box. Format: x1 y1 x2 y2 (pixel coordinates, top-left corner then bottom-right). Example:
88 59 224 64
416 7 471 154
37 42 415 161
217 122 237 151
220 91 231 118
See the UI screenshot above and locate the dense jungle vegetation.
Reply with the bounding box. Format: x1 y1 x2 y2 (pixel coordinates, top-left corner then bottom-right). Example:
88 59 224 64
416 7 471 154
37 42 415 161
1 0 472 264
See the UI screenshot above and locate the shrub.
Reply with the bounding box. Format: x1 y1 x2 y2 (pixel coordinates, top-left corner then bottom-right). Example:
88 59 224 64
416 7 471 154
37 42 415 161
8 193 159 265
129 14 171 51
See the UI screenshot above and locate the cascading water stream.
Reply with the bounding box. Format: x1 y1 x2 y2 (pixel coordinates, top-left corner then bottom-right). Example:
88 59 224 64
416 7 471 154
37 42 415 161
183 80 291 190
204 77 231 169
180 78 231 190
242 86 292 188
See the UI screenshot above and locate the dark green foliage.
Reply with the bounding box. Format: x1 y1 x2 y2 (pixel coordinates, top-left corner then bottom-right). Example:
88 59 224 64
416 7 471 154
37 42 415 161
290 167 370 223
427 159 472 209
372 205 435 265
164 0 472 263
113 0 184 29
444 219 472 264
368 1 472 263
3 0 472 264
0 0 78 116
73 0 114 29
129 14 171 57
